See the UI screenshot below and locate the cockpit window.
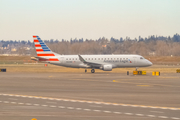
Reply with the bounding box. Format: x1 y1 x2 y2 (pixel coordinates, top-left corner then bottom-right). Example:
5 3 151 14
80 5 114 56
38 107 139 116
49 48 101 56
140 57 144 59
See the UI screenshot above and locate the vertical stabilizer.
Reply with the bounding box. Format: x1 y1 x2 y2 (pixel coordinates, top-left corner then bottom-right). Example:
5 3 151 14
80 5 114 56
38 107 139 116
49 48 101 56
33 35 59 62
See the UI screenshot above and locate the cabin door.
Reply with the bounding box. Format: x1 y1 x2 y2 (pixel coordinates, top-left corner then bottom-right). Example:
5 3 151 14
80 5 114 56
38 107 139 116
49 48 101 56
133 57 137 64
60 57 64 63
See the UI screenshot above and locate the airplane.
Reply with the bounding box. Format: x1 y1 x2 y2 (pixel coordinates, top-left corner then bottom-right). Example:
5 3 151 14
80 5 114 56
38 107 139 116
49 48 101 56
32 35 152 73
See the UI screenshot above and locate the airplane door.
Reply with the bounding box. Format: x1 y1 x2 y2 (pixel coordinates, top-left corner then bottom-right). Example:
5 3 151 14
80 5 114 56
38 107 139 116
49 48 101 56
60 57 64 63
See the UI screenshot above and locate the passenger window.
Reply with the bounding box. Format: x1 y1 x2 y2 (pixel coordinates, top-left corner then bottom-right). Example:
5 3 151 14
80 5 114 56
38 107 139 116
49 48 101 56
92 58 93 60
95 58 96 60
89 58 90 60
117 58 119 60
70 58 71 60
76 58 77 60
72 58 74 60
114 58 116 60
140 57 143 59
111 58 113 60
66 58 68 60
102 58 103 60
104 58 106 60
85 58 87 60
98 58 100 60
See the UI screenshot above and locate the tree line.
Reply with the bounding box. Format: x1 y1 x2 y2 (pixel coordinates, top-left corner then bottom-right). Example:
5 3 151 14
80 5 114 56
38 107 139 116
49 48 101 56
0 33 180 56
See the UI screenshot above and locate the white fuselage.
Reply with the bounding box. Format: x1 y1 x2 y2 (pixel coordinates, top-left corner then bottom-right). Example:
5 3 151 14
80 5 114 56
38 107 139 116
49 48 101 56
46 54 152 69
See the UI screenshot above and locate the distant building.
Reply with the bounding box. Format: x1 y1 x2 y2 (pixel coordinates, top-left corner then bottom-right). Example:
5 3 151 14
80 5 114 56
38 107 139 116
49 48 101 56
102 45 107 48
11 48 17 52
149 52 156 56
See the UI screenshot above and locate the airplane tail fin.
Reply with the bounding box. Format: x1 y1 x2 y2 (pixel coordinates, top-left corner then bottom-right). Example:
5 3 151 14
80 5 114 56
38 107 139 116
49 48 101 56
33 35 59 62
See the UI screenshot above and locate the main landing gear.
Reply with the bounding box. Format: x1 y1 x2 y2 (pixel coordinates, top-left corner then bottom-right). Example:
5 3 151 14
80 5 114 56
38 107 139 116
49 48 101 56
91 69 95 73
85 69 95 73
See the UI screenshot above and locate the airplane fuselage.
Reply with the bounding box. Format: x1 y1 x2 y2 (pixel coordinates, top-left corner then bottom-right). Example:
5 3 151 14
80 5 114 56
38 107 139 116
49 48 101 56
47 54 152 69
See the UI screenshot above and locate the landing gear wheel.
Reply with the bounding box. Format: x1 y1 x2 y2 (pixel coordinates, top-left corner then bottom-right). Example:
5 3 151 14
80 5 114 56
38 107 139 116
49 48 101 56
91 69 95 73
85 69 87 73
136 67 139 71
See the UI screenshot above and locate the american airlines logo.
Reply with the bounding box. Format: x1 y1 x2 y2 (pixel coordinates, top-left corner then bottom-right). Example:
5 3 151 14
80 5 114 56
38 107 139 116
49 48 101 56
104 59 132 63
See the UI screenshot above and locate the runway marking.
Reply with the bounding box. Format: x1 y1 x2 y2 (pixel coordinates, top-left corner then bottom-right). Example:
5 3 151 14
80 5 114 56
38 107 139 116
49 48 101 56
136 114 144 116
76 108 82 110
4 101 9 103
33 104 39 106
56 99 62 101
11 102 16 104
0 100 179 119
84 109 91 111
18 103 24 105
1 93 180 111
113 80 180 88
125 113 133 115
87 101 93 103
67 107 74 109
48 98 55 100
42 98 47 100
93 110 101 112
103 103 110 105
103 111 111 113
147 115 156 117
171 117 180 120
59 106 65 109
50 105 57 108
114 112 121 114
140 106 148 108
158 116 168 119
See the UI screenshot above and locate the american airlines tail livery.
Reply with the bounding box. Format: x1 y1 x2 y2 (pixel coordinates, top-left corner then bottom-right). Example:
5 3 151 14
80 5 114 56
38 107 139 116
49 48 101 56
33 35 152 73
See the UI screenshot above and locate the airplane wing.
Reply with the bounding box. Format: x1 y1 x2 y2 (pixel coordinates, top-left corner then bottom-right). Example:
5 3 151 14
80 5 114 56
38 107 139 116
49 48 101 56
78 55 106 67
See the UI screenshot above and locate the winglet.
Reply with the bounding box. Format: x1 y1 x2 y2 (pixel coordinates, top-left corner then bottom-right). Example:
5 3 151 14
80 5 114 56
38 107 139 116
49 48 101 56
78 55 86 63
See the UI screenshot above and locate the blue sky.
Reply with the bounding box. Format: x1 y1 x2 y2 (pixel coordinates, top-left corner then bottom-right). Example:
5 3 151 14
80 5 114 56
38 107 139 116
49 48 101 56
0 0 180 41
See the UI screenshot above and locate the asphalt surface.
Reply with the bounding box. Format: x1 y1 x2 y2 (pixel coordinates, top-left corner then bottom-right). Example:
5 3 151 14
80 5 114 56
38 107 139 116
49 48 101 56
0 72 180 120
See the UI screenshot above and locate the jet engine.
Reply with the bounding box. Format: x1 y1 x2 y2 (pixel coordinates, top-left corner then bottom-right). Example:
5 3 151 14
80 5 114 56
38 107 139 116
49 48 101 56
100 65 112 71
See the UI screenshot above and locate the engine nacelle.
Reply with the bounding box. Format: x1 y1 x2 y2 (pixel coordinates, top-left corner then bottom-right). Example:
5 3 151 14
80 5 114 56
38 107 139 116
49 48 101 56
100 65 112 71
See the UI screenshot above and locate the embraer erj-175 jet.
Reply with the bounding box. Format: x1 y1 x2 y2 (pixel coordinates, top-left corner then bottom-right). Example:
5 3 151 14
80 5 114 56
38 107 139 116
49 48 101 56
33 36 152 73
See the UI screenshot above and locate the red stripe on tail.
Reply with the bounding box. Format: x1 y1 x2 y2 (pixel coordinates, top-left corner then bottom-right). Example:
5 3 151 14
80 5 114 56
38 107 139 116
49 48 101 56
33 36 37 38
36 49 44 52
34 40 39 42
35 44 41 47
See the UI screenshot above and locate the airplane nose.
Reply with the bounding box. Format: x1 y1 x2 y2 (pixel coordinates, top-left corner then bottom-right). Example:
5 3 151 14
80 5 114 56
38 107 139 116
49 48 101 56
147 60 152 66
